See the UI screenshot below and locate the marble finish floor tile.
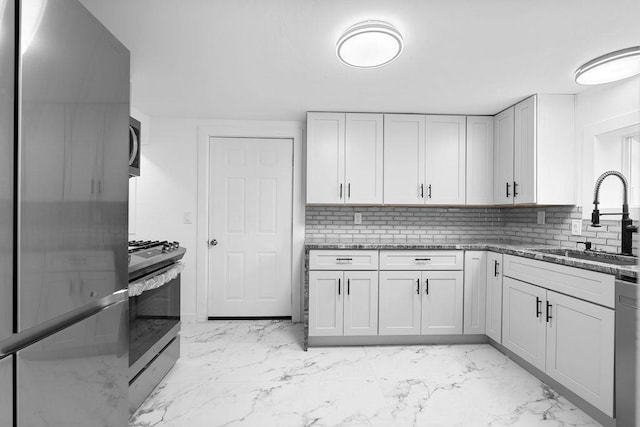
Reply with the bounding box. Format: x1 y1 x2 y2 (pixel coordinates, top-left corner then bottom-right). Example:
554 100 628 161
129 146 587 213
130 320 601 427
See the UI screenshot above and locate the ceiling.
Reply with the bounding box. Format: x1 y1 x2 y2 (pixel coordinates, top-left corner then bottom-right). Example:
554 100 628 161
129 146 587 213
78 0 640 121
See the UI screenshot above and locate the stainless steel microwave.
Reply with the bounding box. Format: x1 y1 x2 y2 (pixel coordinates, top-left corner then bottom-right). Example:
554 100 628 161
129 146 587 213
129 116 141 177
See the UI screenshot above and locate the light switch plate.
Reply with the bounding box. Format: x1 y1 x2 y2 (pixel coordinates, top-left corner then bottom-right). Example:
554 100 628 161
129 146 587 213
354 212 362 225
571 219 582 236
183 211 193 224
537 211 545 225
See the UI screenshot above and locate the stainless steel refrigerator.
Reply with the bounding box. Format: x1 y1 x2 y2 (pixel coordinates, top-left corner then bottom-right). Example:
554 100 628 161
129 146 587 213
0 0 130 425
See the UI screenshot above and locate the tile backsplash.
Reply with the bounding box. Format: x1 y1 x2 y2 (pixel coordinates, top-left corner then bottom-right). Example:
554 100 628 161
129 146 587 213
305 205 638 255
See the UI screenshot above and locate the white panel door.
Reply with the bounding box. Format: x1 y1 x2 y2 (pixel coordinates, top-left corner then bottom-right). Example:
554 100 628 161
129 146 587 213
425 115 466 205
545 291 614 415
466 116 494 204
485 252 503 343
421 271 463 335
502 277 547 371
379 271 421 335
383 114 426 205
306 112 345 203
463 251 486 335
209 137 293 317
308 271 343 337
343 271 378 336
493 107 514 204
345 113 384 204
514 95 536 204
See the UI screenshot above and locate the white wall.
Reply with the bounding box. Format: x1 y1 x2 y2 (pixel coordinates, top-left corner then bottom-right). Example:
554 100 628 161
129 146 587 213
576 75 640 214
129 117 305 322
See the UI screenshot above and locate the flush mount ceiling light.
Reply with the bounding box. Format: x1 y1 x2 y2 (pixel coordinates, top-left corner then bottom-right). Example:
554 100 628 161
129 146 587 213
574 46 640 85
336 20 404 68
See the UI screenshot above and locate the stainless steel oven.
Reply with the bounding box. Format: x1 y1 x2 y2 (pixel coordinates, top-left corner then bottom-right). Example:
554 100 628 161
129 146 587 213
128 240 185 413
129 116 141 177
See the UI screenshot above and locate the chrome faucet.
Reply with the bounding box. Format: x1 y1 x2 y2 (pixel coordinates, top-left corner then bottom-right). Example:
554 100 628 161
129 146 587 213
591 170 638 256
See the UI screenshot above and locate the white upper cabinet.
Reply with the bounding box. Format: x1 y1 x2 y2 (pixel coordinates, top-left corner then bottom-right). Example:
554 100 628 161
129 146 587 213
493 107 515 204
494 95 575 205
383 114 425 204
384 114 466 205
306 112 383 204
513 96 536 204
306 112 344 204
466 116 494 205
425 115 466 205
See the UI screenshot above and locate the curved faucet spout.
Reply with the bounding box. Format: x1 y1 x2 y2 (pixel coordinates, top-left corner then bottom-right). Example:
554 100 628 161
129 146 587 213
591 170 636 255
593 170 629 207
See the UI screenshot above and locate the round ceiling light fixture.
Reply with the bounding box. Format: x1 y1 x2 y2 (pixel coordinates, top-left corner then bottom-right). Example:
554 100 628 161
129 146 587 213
336 20 404 68
574 46 640 85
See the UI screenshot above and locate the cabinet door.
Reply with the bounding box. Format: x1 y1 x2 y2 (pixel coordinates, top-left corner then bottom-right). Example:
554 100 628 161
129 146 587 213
502 277 546 371
425 115 466 204
485 252 503 343
379 271 421 335
345 113 383 204
463 251 486 335
466 116 494 204
383 114 425 205
513 96 536 204
421 271 463 335
493 107 514 204
545 291 614 416
343 271 378 336
308 271 344 336
306 112 345 204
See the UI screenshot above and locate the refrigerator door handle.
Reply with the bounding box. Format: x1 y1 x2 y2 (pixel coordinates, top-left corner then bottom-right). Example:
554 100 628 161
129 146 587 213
0 291 125 358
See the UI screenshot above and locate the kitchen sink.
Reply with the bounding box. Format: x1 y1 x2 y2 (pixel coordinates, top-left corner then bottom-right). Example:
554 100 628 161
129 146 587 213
533 248 638 266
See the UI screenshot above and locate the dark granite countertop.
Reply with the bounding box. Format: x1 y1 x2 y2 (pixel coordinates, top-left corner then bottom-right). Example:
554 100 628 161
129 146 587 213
304 239 638 281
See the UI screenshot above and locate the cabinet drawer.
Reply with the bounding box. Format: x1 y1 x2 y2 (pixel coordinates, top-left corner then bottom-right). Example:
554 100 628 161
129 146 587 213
379 251 463 270
502 255 615 308
309 250 378 270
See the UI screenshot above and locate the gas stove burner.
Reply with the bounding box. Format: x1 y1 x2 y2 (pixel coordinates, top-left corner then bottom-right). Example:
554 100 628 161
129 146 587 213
128 240 186 280
128 240 181 254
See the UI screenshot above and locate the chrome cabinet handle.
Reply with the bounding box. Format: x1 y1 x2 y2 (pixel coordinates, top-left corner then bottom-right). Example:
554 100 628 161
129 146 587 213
416 278 420 295
425 278 429 295
506 182 511 198
546 301 553 322
494 260 499 277
427 184 432 199
347 279 350 295
513 181 518 198
536 297 542 318
348 183 351 198
338 278 341 295
420 184 424 198
339 183 343 199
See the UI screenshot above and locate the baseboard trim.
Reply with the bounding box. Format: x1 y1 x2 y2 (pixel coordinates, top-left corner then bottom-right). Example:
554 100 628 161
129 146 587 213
207 316 292 321
308 334 488 347
488 338 615 427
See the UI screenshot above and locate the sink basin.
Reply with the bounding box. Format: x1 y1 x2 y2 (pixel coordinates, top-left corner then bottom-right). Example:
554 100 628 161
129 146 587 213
533 249 638 266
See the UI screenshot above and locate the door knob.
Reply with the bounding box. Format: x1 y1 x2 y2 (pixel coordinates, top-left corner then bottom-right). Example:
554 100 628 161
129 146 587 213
209 239 218 246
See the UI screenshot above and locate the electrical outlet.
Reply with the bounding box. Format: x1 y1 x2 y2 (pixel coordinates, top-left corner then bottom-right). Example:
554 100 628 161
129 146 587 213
354 212 362 225
571 219 582 236
537 211 545 225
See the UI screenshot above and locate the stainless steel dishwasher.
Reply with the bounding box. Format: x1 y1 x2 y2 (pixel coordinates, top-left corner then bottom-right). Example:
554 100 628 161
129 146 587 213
615 279 638 426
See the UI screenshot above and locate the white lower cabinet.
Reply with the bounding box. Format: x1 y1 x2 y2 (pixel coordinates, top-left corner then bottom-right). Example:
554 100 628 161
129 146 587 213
308 270 378 337
545 291 614 415
485 252 503 343
379 270 463 335
463 251 486 335
502 276 614 416
502 277 547 371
